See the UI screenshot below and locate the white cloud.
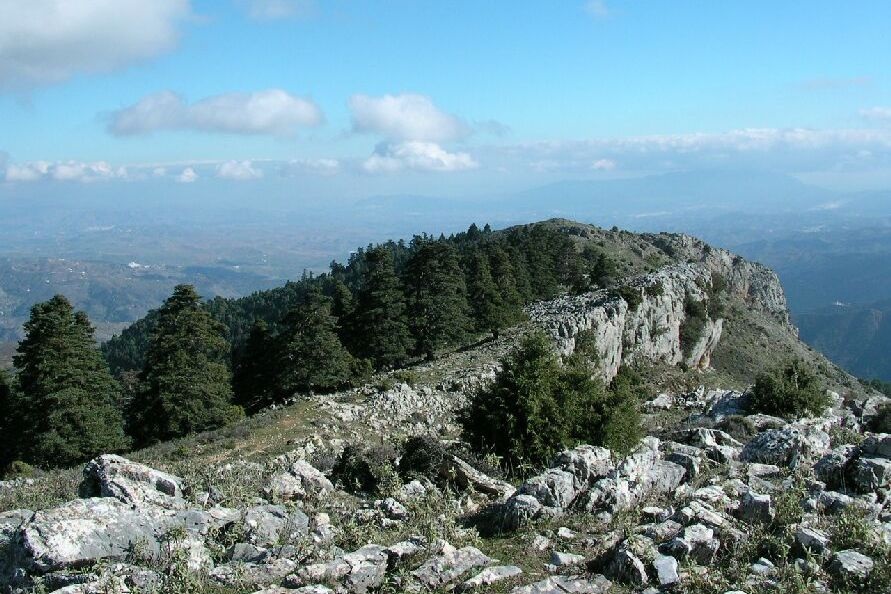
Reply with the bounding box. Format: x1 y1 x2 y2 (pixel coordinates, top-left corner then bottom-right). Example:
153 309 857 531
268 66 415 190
0 0 190 90
216 160 264 180
237 0 316 20
584 0 610 18
281 158 340 176
108 89 323 136
861 107 891 122
592 158 617 171
500 127 891 174
3 160 126 182
363 141 478 173
176 167 198 183
349 94 470 142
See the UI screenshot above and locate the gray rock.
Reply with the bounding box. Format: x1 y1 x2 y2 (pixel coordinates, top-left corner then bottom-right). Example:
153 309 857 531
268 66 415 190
828 550 874 580
509 574 612 593
78 455 184 509
814 446 857 488
458 565 522 592
549 551 585 567
861 433 891 458
553 445 613 485
376 497 408 521
664 524 720 565
849 457 891 493
411 544 492 589
607 549 648 586
211 557 299 588
741 426 830 467
652 554 679 586
243 505 309 547
500 494 544 530
16 498 171 573
795 527 830 555
450 456 516 500
738 491 774 524
517 469 579 509
228 542 268 563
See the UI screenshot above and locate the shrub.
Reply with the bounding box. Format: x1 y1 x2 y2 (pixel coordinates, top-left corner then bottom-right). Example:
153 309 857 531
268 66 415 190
615 285 643 312
679 295 708 358
331 443 398 494
872 402 891 433
716 415 757 441
398 436 449 484
460 332 643 474
747 359 830 419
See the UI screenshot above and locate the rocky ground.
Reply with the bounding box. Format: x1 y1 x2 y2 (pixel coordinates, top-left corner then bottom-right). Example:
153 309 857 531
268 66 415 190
1 235 890 594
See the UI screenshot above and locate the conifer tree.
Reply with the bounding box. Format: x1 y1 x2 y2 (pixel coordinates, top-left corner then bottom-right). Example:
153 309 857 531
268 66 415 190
405 239 471 359
274 287 354 396
0 368 14 469
467 250 508 339
130 285 241 445
12 296 128 468
487 244 525 321
233 320 275 412
329 278 356 351
353 247 413 369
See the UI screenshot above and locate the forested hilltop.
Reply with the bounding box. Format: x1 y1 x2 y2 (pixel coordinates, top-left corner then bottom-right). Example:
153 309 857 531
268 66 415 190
3 219 891 594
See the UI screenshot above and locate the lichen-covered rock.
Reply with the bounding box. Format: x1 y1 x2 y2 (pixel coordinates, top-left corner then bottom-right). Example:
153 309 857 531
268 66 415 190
411 543 492 589
79 455 185 509
509 574 612 594
828 550 874 580
740 426 830 467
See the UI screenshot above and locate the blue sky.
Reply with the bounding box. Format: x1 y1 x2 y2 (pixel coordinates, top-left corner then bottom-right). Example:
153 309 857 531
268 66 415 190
1 0 891 198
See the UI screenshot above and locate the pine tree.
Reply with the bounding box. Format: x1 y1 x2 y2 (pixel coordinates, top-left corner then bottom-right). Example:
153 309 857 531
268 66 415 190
0 368 14 469
467 250 508 339
405 239 471 360
130 285 242 445
353 247 413 369
12 296 128 468
329 278 356 351
487 244 525 321
274 288 354 396
233 320 275 412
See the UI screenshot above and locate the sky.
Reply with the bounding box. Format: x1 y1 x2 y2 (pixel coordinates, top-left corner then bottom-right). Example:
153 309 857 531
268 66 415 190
1 0 891 203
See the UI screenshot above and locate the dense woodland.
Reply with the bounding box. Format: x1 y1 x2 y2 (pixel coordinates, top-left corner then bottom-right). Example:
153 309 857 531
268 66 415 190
0 223 626 473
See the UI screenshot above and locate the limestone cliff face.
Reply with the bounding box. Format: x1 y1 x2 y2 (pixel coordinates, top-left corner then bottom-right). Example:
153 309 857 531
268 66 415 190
529 244 790 382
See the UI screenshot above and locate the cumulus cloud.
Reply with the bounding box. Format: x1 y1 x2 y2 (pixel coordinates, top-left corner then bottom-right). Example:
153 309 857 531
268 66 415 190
0 0 190 90
3 160 127 182
237 0 316 20
176 167 198 183
584 0 610 18
499 127 891 174
861 107 891 122
216 160 264 180
363 141 478 173
108 89 323 136
281 158 340 176
349 94 470 142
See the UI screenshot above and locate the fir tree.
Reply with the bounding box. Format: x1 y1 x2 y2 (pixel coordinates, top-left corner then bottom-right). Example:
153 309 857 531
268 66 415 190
353 247 413 369
0 368 14 469
487 244 525 321
405 239 471 360
130 285 242 445
233 320 275 412
12 296 128 468
274 288 354 396
329 278 356 351
466 250 508 339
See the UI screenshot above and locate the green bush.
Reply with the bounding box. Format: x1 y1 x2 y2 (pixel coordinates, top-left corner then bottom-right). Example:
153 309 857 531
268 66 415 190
747 359 830 419
872 402 891 433
459 332 643 474
614 285 643 312
398 436 449 484
679 295 708 358
331 443 398 494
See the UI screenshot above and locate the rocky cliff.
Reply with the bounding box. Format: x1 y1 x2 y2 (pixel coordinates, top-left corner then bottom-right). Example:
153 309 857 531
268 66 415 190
529 237 789 382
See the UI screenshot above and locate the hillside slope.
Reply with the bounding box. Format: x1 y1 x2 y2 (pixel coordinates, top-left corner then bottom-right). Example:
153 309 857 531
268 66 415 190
2 220 887 594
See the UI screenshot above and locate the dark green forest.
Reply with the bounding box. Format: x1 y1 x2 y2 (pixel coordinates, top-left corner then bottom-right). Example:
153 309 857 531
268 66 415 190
0 222 622 473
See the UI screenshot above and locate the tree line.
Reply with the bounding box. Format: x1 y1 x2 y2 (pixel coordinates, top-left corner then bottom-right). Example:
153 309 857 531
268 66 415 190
0 222 621 473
